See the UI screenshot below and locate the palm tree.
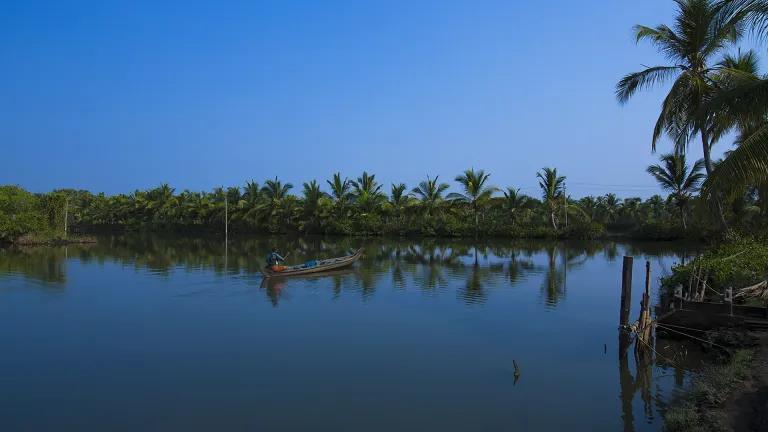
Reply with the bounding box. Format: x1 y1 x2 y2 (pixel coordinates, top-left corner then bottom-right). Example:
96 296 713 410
616 0 748 228
390 183 408 208
645 194 668 220
599 193 622 224
351 171 383 197
621 198 643 222
647 152 706 229
327 172 352 203
301 180 327 232
699 49 768 197
411 175 450 215
351 171 385 213
146 184 177 223
260 177 293 231
537 167 565 229
578 196 599 222
448 169 498 235
502 187 530 224
261 177 292 201
326 172 352 218
242 180 260 203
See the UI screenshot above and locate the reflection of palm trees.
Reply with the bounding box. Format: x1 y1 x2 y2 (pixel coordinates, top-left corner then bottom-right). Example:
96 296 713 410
542 246 566 306
506 253 534 286
4 236 698 317
538 244 591 307
458 265 487 305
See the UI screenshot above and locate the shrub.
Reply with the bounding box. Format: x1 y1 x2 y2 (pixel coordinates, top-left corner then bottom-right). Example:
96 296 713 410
0 186 46 242
663 238 768 292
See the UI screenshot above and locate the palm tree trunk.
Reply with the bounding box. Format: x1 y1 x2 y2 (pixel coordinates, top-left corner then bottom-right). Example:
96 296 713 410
550 210 558 230
681 208 687 230
701 131 728 230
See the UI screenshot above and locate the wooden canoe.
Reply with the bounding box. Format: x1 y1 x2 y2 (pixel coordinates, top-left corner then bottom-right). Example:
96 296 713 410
260 249 363 278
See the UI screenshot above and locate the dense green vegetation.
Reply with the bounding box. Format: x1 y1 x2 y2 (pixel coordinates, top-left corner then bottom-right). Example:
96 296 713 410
664 237 768 293
2 164 765 243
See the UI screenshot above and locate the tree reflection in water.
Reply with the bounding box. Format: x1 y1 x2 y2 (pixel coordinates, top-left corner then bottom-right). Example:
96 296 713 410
0 234 702 430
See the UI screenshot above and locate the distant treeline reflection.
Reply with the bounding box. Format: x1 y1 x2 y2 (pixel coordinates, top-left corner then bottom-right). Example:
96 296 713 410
0 235 694 306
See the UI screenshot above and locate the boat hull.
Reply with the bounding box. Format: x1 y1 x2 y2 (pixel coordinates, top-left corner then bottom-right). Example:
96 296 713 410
260 249 363 278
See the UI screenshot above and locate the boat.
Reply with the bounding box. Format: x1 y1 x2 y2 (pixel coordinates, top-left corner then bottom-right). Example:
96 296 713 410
260 249 363 278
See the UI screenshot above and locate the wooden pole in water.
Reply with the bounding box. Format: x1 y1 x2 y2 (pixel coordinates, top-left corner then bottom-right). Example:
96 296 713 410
620 256 633 327
640 261 652 342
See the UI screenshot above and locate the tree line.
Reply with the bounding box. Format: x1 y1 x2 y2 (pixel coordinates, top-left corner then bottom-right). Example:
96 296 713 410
2 162 765 243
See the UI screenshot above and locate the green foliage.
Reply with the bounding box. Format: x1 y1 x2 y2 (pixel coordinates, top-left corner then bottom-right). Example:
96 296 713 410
2 165 765 241
664 237 768 291
0 186 45 241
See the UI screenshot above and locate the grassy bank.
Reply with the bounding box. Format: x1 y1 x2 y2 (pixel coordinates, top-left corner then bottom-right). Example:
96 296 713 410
665 349 754 432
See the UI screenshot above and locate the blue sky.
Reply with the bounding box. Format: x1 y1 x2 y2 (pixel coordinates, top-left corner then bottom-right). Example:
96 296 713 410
0 0 757 198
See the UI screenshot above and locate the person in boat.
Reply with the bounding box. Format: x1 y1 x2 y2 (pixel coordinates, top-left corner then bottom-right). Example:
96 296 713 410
266 248 286 271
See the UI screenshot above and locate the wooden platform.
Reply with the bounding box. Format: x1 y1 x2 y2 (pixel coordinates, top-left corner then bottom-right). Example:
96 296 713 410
658 301 768 332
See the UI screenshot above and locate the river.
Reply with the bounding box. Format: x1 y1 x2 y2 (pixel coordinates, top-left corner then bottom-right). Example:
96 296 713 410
0 235 700 431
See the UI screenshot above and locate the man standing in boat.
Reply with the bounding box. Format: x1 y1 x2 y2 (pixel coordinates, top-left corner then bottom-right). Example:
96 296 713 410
266 248 286 271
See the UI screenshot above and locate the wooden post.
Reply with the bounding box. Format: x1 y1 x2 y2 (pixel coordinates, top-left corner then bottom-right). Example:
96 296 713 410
620 256 633 327
639 261 653 343
674 285 683 310
643 261 651 319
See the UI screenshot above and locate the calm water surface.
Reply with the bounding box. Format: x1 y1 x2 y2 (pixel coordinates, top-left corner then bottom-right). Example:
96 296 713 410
0 235 701 431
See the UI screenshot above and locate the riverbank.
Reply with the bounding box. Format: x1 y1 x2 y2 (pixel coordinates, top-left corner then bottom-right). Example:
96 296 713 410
9 234 97 246
724 332 768 431
664 332 768 432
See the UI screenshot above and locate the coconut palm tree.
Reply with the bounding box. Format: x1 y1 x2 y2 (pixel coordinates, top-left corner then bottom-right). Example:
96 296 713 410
537 167 566 229
698 49 768 197
301 180 327 232
578 196 601 223
327 172 353 203
351 171 385 213
390 183 408 208
647 152 706 228
502 187 530 224
242 180 260 203
261 177 292 201
326 172 352 218
411 175 450 215
260 177 293 231
616 0 749 228
598 193 623 224
448 169 498 235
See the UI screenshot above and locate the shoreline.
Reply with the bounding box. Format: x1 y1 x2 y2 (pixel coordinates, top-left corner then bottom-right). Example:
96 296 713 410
8 235 98 247
664 331 768 432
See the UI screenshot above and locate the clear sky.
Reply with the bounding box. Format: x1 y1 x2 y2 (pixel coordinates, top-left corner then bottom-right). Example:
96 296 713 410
0 0 755 198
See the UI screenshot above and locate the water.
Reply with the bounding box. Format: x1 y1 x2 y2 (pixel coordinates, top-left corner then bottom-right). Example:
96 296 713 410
0 235 701 431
